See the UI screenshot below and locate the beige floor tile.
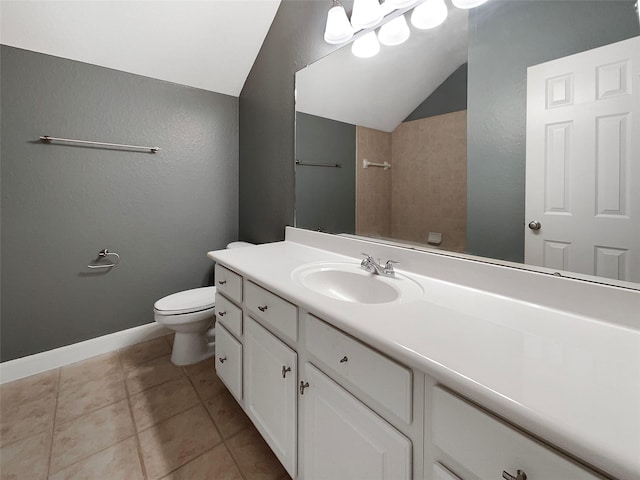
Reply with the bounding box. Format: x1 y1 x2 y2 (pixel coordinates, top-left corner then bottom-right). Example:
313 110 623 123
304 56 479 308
0 369 59 406
0 431 51 480
59 353 122 393
160 443 242 480
48 436 143 480
130 376 200 431
204 390 249 439
49 399 133 474
188 369 227 401
0 394 56 447
227 425 286 480
120 337 172 368
124 355 185 395
138 404 221 480
183 357 214 378
56 372 126 424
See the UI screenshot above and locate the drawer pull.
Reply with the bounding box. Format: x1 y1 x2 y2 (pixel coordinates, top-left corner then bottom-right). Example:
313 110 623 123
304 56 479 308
258 305 268 312
502 470 527 480
217 311 226 317
339 355 348 363
218 280 227 285
282 366 292 378
300 381 310 395
218 356 227 364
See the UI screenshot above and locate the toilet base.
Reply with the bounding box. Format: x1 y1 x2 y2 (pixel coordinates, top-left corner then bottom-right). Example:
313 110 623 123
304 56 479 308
171 332 215 366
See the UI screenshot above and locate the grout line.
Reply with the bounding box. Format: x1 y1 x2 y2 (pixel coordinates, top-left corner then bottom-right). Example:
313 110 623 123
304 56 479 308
46 367 62 477
118 350 150 480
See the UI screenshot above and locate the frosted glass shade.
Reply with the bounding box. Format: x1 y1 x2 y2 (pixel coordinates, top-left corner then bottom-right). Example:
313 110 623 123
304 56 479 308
351 31 381 58
411 0 448 29
378 15 410 46
451 0 488 8
351 0 384 30
324 4 354 44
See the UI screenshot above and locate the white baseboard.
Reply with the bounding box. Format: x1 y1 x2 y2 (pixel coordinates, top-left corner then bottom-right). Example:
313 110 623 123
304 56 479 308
0 323 170 384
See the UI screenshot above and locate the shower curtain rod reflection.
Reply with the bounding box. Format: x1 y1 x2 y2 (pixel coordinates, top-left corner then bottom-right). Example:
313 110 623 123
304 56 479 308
296 160 343 168
39 136 161 153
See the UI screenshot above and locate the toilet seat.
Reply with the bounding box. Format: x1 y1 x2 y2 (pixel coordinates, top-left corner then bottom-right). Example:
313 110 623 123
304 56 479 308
154 286 216 315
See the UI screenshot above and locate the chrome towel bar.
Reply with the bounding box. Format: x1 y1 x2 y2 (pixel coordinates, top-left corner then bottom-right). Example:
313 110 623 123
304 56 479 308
296 160 343 168
40 136 160 153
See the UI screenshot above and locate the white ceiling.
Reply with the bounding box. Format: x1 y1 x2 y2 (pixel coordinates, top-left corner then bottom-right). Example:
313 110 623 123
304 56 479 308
296 6 468 132
0 0 282 97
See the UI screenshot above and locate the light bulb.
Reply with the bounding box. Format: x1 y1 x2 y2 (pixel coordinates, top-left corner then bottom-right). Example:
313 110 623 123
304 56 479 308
352 31 381 58
324 2 354 44
451 0 488 9
378 15 410 46
351 0 384 30
411 0 448 29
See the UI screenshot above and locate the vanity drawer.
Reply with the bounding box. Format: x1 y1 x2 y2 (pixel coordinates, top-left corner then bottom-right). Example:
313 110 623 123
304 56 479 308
245 281 298 342
215 324 243 402
215 264 242 304
432 387 601 480
305 314 412 424
215 292 242 338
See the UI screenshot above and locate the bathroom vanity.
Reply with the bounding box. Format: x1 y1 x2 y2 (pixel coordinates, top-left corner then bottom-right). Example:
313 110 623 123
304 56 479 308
207 227 639 480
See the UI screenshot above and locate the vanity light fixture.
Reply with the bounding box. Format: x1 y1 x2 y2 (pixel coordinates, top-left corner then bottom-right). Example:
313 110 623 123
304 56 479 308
411 0 448 29
385 0 420 9
324 0 355 44
350 0 384 29
352 31 381 58
378 14 411 46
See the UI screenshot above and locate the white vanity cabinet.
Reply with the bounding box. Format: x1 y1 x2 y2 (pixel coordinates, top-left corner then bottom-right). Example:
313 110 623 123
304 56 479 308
244 315 298 478
301 362 412 480
431 387 603 480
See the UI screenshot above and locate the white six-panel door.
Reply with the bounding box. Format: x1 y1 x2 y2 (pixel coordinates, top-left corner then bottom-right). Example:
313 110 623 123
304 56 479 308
525 36 640 282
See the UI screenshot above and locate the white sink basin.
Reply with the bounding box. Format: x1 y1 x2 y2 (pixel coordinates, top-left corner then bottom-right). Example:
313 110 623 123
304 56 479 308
292 262 424 304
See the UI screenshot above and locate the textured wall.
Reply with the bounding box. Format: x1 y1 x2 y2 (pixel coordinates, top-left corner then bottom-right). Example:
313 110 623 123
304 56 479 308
391 111 467 251
466 0 640 262
1 46 239 361
355 127 392 238
239 0 349 243
295 113 355 234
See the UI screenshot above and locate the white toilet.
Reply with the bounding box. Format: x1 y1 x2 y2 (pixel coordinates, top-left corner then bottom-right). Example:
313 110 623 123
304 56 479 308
154 241 254 365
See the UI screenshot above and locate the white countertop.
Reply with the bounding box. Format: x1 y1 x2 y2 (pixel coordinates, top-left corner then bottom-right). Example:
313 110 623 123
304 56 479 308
208 237 640 480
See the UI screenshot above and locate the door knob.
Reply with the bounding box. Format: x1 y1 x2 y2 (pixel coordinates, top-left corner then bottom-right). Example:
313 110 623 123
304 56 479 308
528 220 541 231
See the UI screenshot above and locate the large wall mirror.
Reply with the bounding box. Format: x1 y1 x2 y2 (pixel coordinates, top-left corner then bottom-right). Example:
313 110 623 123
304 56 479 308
295 0 640 289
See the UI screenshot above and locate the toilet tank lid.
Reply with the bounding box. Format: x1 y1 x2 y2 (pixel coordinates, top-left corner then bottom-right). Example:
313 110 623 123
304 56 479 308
227 241 255 249
154 286 216 314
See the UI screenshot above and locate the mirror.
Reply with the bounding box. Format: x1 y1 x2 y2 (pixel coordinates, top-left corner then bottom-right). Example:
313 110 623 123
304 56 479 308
295 0 640 288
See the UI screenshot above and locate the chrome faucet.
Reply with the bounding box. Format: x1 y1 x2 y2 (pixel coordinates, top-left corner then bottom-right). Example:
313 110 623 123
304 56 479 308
360 253 398 277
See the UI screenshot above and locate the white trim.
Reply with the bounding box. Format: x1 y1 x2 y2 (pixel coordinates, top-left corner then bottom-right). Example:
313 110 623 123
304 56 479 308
0 323 170 384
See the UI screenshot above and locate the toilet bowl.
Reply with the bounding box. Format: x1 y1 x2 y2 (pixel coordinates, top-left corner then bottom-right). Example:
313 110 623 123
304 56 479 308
154 241 254 366
154 286 217 365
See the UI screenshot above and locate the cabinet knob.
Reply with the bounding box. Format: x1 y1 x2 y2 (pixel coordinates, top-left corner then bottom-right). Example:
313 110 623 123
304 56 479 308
218 356 227 364
218 280 227 285
339 356 348 363
502 470 527 480
300 381 310 395
217 311 226 317
258 305 268 312
282 366 292 378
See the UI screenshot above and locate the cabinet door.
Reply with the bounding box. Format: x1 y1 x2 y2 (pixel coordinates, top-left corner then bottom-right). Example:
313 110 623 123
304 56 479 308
244 316 297 478
215 324 242 402
302 363 411 480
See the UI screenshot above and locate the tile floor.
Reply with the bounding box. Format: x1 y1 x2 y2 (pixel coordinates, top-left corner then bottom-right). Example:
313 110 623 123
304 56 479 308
0 335 289 480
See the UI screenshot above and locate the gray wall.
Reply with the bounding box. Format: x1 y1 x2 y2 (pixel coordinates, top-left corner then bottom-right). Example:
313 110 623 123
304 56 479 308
1 46 239 361
295 113 355 234
466 1 639 262
404 63 468 122
239 0 351 243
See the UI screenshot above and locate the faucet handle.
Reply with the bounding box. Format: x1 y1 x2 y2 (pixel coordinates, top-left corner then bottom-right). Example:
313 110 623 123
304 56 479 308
360 252 373 264
384 260 399 274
